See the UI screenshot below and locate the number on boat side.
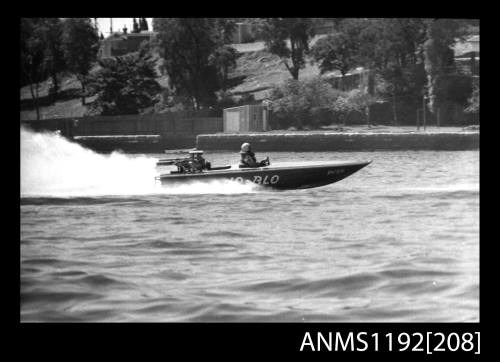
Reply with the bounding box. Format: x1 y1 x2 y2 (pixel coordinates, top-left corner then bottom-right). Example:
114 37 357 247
230 175 279 185
327 168 344 175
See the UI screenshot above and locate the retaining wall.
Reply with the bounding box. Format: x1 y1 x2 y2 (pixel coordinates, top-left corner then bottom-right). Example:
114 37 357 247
72 135 197 153
196 132 479 151
21 113 222 152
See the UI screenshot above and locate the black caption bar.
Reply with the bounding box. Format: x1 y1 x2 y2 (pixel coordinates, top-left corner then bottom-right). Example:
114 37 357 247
17 323 481 357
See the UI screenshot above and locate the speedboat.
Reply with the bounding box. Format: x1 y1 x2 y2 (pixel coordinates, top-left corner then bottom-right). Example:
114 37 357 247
156 151 371 190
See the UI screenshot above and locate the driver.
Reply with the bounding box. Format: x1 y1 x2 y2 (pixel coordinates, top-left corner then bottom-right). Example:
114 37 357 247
239 143 269 168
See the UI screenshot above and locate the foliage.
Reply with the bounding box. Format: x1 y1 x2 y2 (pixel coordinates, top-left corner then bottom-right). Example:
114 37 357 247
21 18 69 117
153 89 189 113
423 19 468 115
39 18 66 101
20 18 47 119
330 89 378 125
310 18 429 105
256 18 315 80
313 18 472 123
140 18 149 31
309 18 376 75
348 19 427 96
268 77 381 129
152 18 236 110
20 19 46 85
341 89 378 112
438 74 473 106
465 83 479 114
311 32 359 77
245 18 266 41
269 78 342 129
62 18 100 105
367 19 427 70
208 45 239 91
376 62 427 99
88 51 161 115
132 18 140 33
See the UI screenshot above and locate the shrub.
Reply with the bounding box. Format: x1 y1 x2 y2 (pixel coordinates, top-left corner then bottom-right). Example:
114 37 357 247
440 73 473 106
269 77 342 129
465 84 479 114
269 78 378 129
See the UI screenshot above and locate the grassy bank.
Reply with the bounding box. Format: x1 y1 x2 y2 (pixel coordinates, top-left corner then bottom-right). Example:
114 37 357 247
19 38 327 121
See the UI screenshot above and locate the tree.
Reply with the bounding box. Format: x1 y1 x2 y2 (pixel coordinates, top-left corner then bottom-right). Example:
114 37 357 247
269 77 343 129
62 18 99 105
208 45 239 91
39 18 66 102
88 50 161 115
317 19 428 124
311 32 359 79
21 18 46 120
140 18 149 31
339 89 378 127
423 19 466 125
132 18 140 33
257 18 315 80
153 18 236 110
465 82 479 114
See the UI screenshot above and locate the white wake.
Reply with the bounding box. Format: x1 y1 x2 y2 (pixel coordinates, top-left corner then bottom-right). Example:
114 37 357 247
20 127 257 197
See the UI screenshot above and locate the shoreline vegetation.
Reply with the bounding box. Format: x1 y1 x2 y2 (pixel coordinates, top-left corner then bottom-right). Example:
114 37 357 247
21 18 479 153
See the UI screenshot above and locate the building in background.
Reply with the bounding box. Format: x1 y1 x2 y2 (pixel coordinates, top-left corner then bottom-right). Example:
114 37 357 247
101 31 156 58
453 35 480 76
230 23 254 44
223 104 269 133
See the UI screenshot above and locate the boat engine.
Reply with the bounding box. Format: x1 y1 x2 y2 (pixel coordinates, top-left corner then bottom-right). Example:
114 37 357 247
156 150 210 174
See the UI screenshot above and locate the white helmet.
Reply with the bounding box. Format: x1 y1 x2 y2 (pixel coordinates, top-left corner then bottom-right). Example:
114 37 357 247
241 143 251 152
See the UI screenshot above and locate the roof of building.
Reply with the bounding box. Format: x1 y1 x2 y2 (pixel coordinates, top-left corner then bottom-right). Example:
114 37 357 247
127 31 156 36
454 35 480 57
104 31 156 41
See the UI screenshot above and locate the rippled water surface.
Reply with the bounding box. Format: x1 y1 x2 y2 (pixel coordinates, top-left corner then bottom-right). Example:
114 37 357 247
20 129 479 322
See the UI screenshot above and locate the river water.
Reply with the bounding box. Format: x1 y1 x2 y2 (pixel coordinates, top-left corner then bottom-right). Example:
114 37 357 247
20 128 479 322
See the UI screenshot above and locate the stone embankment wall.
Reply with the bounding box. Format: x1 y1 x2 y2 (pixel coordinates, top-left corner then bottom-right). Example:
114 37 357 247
21 115 479 152
21 113 222 153
197 132 479 151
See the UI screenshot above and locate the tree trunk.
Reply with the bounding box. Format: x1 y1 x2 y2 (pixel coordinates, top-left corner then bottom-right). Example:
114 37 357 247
289 39 299 80
221 65 228 91
81 80 86 106
392 92 398 125
51 72 59 102
367 71 375 96
366 106 371 128
30 82 40 121
283 59 299 80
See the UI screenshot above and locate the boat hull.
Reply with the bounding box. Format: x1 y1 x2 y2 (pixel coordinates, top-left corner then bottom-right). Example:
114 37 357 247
158 160 371 190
